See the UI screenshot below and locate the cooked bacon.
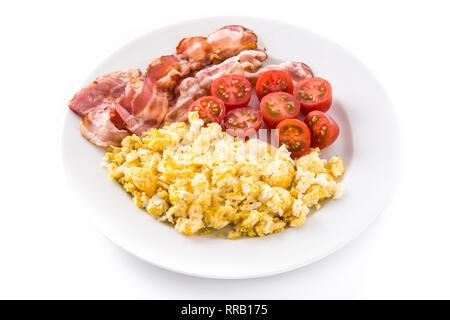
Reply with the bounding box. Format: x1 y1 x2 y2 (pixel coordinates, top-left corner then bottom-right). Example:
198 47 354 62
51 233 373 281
206 25 258 62
119 26 259 134
176 36 210 70
164 50 267 123
69 69 141 117
70 25 260 147
247 61 313 84
115 55 182 135
80 102 129 147
177 26 257 66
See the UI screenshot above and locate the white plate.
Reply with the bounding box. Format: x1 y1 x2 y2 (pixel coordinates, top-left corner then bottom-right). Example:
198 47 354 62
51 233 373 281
62 17 399 279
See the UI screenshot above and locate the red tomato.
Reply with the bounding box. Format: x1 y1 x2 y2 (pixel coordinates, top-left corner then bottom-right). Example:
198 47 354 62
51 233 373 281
260 92 301 128
304 111 340 149
294 77 333 114
188 96 226 125
211 74 252 108
224 107 262 137
255 70 294 100
276 119 311 158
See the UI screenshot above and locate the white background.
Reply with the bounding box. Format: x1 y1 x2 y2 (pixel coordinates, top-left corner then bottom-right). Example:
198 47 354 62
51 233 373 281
1 0 449 299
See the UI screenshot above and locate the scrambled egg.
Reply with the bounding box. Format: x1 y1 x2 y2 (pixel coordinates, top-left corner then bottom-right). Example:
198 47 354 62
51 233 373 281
103 112 345 239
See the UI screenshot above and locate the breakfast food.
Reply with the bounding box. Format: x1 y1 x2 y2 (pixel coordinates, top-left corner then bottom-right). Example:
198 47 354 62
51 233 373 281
305 111 340 149
255 70 294 100
248 61 313 84
276 119 311 158
165 50 268 123
80 102 130 147
187 96 226 125
70 26 259 146
211 74 252 108
68 25 346 239
223 106 263 137
68 27 315 146
294 77 333 114
260 92 301 128
103 112 344 239
69 69 142 117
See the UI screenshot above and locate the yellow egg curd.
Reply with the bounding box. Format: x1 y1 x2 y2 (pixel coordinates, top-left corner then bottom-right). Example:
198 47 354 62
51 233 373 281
103 112 345 239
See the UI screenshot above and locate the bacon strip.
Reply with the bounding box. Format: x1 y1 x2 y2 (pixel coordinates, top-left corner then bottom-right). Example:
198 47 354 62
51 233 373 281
247 61 313 84
165 50 268 123
206 25 258 62
176 36 210 70
177 25 257 66
69 69 141 117
115 56 179 135
80 102 129 147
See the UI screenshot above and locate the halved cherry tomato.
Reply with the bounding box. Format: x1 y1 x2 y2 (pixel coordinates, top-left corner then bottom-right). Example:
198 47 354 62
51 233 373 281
276 119 311 158
211 74 252 108
294 77 332 114
260 92 301 128
304 111 340 149
224 106 262 137
255 70 294 100
188 96 226 125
